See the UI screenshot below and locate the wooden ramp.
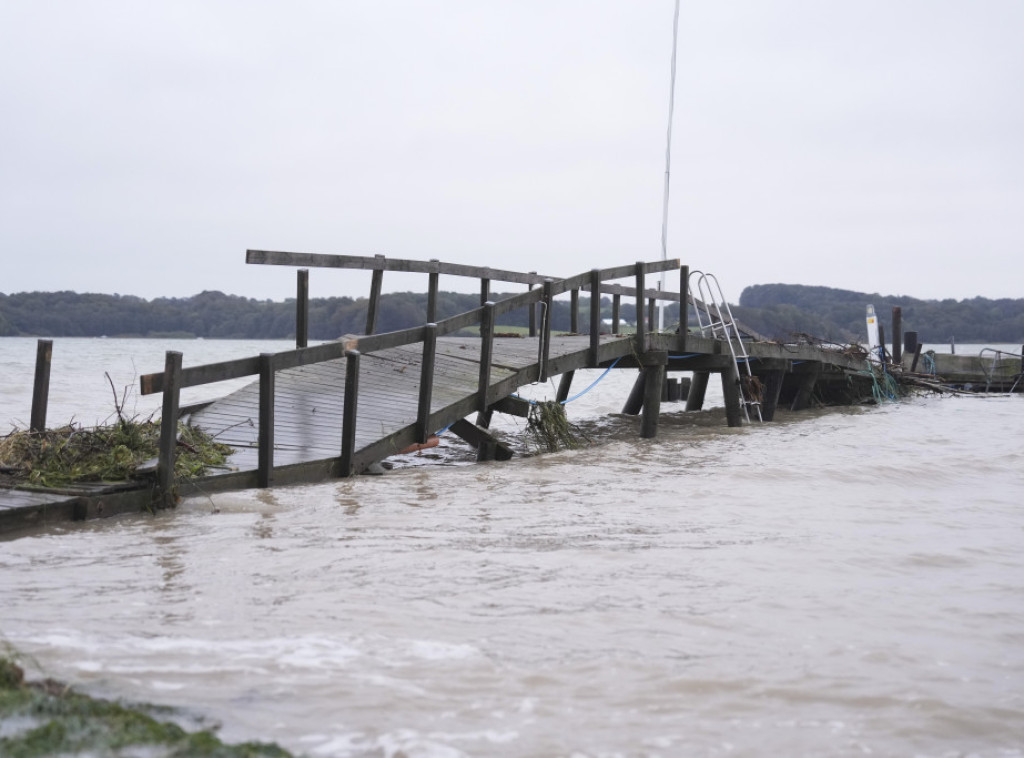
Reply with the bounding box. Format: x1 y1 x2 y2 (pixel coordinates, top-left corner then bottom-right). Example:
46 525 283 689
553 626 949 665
187 333 633 479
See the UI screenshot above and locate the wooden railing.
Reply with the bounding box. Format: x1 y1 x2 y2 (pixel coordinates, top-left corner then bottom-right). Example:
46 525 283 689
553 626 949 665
140 255 683 503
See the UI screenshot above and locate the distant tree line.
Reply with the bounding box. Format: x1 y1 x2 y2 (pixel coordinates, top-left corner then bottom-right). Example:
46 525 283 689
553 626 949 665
735 284 1024 344
1 286 1020 344
0 290 658 339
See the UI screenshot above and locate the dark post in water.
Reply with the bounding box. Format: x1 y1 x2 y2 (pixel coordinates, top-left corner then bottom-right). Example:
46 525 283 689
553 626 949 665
30 339 53 433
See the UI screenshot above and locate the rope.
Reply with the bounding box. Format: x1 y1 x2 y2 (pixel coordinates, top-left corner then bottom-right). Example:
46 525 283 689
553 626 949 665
512 357 624 407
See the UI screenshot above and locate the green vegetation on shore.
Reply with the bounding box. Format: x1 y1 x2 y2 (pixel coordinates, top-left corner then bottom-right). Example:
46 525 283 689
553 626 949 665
0 284 1021 343
0 656 292 758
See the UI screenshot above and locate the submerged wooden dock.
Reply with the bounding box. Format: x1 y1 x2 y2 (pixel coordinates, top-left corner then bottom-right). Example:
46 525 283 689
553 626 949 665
3 252 1020 534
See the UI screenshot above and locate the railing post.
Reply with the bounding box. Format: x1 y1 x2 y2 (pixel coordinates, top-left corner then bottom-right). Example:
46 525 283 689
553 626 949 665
540 279 554 382
478 302 496 413
480 277 490 307
257 352 275 488
589 268 601 367
528 272 537 337
612 286 621 335
417 324 437 443
340 349 361 476
156 351 182 507
296 269 309 349
365 254 385 335
30 339 53 433
679 265 689 350
648 297 656 335
427 259 440 323
570 288 579 333
634 262 646 351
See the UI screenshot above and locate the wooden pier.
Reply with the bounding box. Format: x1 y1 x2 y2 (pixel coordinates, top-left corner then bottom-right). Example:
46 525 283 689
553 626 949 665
3 252 1019 534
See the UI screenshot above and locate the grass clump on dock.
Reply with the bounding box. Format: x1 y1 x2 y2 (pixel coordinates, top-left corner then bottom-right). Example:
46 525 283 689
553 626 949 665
0 655 292 757
0 419 232 489
526 400 589 453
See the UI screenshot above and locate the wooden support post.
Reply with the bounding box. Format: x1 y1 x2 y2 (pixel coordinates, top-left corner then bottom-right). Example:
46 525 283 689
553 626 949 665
589 268 601 366
417 323 437 443
612 288 621 335
480 277 490 307
634 262 646 351
641 352 668 438
296 269 309 349
427 259 440 323
760 369 785 422
666 377 681 402
556 371 575 404
679 265 689 351
892 307 903 364
476 409 494 429
878 324 886 363
477 440 497 462
911 343 923 373
540 279 554 382
449 418 514 461
790 365 820 411
528 273 537 337
366 259 384 335
685 371 710 411
721 361 743 428
30 339 53 433
622 371 646 415
340 350 360 476
156 351 182 507
570 288 580 333
648 298 656 334
904 330 919 361
257 353 275 488
477 301 495 413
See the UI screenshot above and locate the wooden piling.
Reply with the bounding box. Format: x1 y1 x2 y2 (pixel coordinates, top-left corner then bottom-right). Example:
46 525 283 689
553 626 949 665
156 351 182 507
634 262 646 350
790 365 820 411
296 269 309 349
612 287 621 335
257 353 276 488
427 259 440 323
340 350 360 476
477 302 495 413
622 371 646 415
685 371 710 411
30 339 53 433
666 376 681 402
480 277 490 307
556 371 575 404
910 343 923 373
540 279 554 382
892 307 903 364
589 269 601 366
760 369 785 422
904 330 918 361
528 272 537 337
721 362 743 427
417 324 437 443
678 265 689 351
366 261 384 335
647 298 656 335
878 324 886 362
640 352 667 438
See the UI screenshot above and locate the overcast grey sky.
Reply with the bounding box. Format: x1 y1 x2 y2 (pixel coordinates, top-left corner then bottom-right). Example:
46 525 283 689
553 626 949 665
2 1 1021 303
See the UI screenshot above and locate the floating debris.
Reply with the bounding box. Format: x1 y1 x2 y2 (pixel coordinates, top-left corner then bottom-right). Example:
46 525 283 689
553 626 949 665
526 400 589 453
0 419 233 489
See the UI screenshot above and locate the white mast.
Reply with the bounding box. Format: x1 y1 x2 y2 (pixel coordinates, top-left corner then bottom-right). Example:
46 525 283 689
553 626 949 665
659 0 681 331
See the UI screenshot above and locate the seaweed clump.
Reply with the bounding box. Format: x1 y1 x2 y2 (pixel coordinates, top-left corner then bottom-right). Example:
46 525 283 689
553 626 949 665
0 656 292 757
0 419 232 489
525 400 589 453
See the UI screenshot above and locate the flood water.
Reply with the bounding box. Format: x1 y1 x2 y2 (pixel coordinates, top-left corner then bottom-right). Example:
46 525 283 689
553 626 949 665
2 338 1023 757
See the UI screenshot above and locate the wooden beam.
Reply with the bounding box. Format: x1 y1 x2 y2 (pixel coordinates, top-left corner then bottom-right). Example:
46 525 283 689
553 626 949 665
30 339 52 433
448 418 514 461
296 269 309 348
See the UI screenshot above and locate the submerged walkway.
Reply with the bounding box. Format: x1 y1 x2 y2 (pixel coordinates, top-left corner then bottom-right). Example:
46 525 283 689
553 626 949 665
1 252 895 533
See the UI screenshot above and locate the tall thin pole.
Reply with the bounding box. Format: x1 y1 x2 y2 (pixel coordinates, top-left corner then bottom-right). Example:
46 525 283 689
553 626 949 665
659 0 681 332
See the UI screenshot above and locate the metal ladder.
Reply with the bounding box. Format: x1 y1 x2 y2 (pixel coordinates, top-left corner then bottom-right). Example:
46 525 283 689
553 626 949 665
689 271 763 423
